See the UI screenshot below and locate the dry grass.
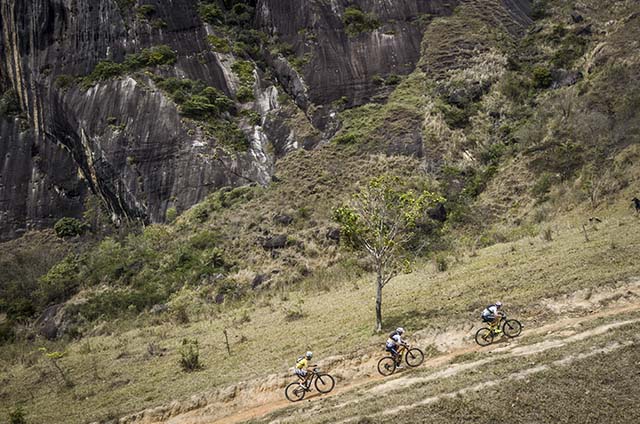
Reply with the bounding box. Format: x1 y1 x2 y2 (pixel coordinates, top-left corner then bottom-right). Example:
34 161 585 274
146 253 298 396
1 202 639 423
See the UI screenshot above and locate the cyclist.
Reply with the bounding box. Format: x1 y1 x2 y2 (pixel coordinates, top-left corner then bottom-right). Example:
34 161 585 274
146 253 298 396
386 327 407 366
481 301 504 333
294 351 313 387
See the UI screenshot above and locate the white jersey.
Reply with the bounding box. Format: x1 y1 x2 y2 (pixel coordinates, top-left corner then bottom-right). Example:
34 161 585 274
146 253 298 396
482 305 499 317
386 333 403 347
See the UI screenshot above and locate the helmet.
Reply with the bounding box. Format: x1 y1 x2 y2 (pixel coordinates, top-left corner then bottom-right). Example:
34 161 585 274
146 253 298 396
396 327 405 335
305 351 313 359
495 301 503 308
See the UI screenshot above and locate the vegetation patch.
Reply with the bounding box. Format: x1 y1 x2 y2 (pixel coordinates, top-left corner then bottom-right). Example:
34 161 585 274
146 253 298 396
82 45 177 86
343 6 380 36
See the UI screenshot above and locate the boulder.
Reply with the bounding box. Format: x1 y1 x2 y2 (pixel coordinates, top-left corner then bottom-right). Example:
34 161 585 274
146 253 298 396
261 234 288 249
551 69 583 89
251 274 269 289
34 304 64 340
428 203 448 222
273 214 294 226
326 227 340 242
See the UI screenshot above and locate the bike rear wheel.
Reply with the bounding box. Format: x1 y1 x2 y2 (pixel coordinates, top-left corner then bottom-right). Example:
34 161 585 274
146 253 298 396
405 348 425 367
314 373 335 393
475 328 494 346
502 319 522 338
377 356 397 376
285 382 306 402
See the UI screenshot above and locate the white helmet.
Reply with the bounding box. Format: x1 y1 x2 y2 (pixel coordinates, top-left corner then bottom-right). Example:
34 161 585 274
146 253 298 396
495 301 503 308
396 327 405 335
305 351 313 359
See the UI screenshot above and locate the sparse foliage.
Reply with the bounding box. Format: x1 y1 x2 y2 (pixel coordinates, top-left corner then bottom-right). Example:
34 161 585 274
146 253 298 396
334 175 443 331
178 338 202 372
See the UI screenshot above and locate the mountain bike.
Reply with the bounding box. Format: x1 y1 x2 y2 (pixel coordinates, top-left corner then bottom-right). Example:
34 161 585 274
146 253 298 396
284 367 335 402
377 344 425 376
474 312 522 346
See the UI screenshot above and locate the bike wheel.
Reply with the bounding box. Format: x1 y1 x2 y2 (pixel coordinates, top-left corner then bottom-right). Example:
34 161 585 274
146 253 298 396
405 348 425 367
377 356 397 376
285 382 306 402
502 319 522 338
314 373 336 393
475 328 494 346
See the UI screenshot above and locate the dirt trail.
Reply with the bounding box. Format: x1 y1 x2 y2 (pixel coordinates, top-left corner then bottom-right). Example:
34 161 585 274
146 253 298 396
130 279 640 424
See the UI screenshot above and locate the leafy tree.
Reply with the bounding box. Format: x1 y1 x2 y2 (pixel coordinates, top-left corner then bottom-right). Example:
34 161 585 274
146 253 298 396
334 175 443 331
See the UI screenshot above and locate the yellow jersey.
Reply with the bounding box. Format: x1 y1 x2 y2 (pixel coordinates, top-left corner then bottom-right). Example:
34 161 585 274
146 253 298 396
296 357 308 370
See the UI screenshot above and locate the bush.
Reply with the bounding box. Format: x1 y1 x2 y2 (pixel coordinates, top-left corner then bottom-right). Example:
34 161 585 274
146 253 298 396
54 217 86 238
140 45 177 66
37 256 80 307
434 254 448 272
54 75 76 90
208 35 231 53
532 66 552 89
385 74 401 86
0 89 21 118
333 133 358 145
199 3 223 24
532 172 555 201
9 405 27 424
236 85 254 103
165 207 178 223
180 95 218 119
531 0 549 20
136 4 155 18
343 6 380 36
88 61 125 81
179 338 202 371
0 322 15 344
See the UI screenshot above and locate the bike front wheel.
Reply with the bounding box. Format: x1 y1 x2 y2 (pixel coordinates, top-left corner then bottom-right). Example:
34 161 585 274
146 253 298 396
285 382 306 402
475 328 494 346
314 373 335 393
405 348 425 367
377 356 397 376
502 319 522 338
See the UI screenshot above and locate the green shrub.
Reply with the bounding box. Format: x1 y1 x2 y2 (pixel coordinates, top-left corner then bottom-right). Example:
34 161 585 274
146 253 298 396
140 45 177 66
532 66 552 89
166 207 178 223
54 217 86 238
180 95 218 119
88 61 125 81
343 6 380 36
0 89 21 118
210 120 250 151
371 74 384 86
434 253 448 272
208 35 231 53
37 256 80 307
236 85 254 103
531 0 549 20
333 133 358 144
231 60 255 86
385 74 401 86
199 3 223 24
54 75 76 90
532 172 555 201
179 338 202 371
9 405 27 424
136 4 155 18
0 322 15 344
189 230 218 250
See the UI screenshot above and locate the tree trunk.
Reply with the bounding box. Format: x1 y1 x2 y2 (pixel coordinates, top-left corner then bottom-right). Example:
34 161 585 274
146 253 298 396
375 269 383 332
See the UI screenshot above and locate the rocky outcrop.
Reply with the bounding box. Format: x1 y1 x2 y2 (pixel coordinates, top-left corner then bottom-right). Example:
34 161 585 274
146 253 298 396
0 0 532 240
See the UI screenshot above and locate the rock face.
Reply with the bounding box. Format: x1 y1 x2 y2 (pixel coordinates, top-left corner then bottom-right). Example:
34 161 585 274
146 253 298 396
0 0 532 240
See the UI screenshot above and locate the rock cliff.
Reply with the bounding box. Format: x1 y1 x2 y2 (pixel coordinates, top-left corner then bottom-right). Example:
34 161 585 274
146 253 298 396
0 0 531 240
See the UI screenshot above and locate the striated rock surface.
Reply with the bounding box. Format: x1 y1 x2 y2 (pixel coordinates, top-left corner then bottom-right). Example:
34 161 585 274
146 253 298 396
0 0 532 240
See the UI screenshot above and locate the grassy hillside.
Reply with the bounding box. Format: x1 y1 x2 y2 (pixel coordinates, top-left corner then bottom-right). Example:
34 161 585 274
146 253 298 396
2 0 640 422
